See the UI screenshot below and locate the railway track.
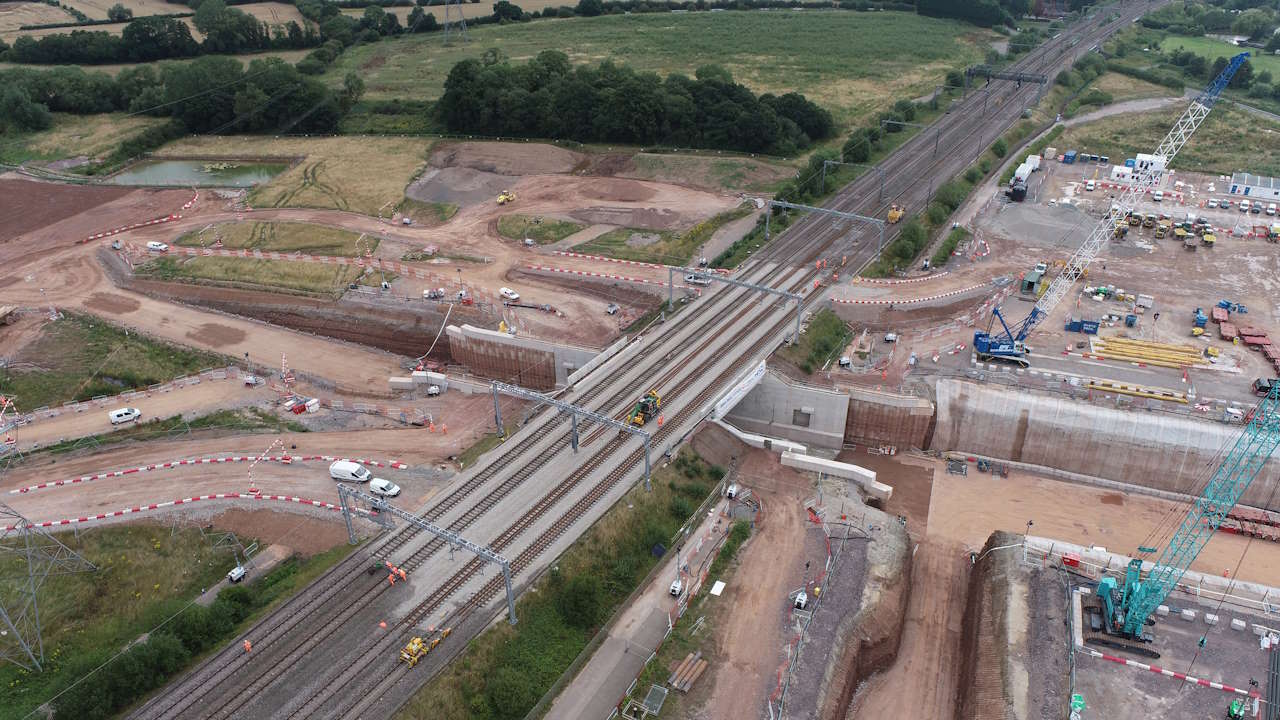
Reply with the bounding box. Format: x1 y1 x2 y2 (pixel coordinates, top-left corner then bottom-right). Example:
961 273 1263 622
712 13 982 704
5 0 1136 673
130 6 1159 718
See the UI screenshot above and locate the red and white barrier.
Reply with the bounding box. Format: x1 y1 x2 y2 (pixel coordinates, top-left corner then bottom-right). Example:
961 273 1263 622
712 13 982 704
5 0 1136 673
4 492 343 530
833 283 988 306
84 214 181 242
856 272 950 285
10 454 409 494
1083 648 1258 698
525 264 670 288
551 251 728 274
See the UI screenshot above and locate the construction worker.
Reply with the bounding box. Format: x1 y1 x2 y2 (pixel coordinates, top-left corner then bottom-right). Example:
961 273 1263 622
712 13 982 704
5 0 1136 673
398 568 407 581
388 572 396 586
243 640 252 653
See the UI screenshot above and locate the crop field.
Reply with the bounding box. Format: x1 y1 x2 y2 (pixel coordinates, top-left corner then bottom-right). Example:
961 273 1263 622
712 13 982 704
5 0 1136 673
175 221 374 257
0 1 74 33
0 312 224 410
1056 102 1280 177
135 255 386 296
329 10 994 125
0 112 166 166
340 0 567 23
63 0 182 20
156 135 431 216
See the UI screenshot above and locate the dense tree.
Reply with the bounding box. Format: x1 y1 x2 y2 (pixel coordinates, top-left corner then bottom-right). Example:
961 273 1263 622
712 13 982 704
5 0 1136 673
436 52 832 154
493 0 524 21
121 16 200 62
575 0 603 16
107 3 133 21
0 87 53 131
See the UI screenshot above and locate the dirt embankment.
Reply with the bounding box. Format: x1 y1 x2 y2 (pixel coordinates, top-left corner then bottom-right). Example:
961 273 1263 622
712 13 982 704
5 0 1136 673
957 527 1024 717
118 270 473 360
826 521 912 720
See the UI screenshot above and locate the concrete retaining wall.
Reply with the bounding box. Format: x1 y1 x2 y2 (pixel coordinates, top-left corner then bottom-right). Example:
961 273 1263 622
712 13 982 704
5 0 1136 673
712 419 807 455
845 385 935 449
933 378 1280 511
446 324 599 390
723 369 849 450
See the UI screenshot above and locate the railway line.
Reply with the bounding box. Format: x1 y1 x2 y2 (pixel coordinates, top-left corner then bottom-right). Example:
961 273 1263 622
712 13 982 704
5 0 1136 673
128 4 1160 718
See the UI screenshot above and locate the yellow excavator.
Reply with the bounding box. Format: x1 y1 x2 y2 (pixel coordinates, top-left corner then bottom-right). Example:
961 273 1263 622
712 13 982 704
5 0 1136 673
887 204 905 224
497 190 516 205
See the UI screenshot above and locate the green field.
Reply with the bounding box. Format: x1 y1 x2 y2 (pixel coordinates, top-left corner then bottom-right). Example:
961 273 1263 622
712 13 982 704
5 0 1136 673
1056 102 1280 177
496 214 584 245
136 256 389 297
329 10 994 125
30 408 309 458
175 221 374 257
573 205 752 265
1 312 224 409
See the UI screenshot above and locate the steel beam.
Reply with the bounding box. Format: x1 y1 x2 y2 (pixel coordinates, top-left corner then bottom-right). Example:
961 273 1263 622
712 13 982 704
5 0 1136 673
490 381 653 490
337 484 518 625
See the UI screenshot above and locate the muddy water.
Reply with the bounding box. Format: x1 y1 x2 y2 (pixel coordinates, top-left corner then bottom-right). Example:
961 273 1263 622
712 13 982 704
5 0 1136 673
108 160 287 187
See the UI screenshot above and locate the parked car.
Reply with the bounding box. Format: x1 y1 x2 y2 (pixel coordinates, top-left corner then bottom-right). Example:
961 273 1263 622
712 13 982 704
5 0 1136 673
1269 204 1278 216
1253 203 1263 214
227 565 246 583
685 273 712 286
329 460 371 483
1085 179 1095 191
1240 200 1251 213
146 241 169 252
605 303 620 315
1152 190 1164 202
499 287 520 302
1207 199 1218 209
108 407 141 425
369 478 401 497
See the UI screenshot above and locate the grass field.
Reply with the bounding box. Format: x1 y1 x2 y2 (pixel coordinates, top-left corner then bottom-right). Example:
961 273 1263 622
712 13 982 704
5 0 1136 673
1164 35 1280 77
156 135 431 216
29 407 309 457
1 312 225 409
1056 102 1280 176
395 196 457 225
0 526 351 720
0 112 166 166
329 10 994 125
778 308 849 373
1091 71 1181 102
339 0 565 23
174 221 374 257
496 214 583 245
625 152 794 192
574 205 752 265
136 255 387 297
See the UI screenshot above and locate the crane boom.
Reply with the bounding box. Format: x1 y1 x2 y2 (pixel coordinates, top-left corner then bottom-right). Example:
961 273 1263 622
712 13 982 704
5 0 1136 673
974 52 1250 363
1113 384 1280 637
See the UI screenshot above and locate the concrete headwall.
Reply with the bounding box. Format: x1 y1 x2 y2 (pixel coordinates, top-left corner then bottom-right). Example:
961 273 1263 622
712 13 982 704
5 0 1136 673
844 386 935 450
723 369 849 450
446 324 599 390
932 378 1280 511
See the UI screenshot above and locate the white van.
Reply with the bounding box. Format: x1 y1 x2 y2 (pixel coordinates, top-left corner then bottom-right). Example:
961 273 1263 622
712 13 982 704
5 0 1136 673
146 241 169 252
1240 200 1251 213
329 460 371 483
108 407 140 425
1269 203 1277 216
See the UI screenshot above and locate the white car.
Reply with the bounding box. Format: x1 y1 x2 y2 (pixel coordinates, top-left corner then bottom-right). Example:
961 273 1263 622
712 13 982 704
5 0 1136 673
1085 179 1095 191
499 287 520 302
108 407 141 425
146 241 169 252
1152 190 1164 202
426 385 441 396
369 478 401 497
1207 199 1218 208
226 565 246 583
685 273 712 286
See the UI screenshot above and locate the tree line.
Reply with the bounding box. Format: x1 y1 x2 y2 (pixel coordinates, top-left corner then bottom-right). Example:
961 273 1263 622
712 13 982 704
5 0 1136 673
437 52 834 154
5 0 320 65
0 55 358 139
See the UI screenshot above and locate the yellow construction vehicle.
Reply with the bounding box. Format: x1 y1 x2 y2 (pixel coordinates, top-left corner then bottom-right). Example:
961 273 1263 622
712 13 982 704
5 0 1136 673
1202 232 1216 248
630 389 661 426
887 204 904 224
1127 212 1142 227
1142 213 1156 228
400 637 428 667
1112 222 1128 240
399 628 451 668
497 190 516 205
1155 220 1169 239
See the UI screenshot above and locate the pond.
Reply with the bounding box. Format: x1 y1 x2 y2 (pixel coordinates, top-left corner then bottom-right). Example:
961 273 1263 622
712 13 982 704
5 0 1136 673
107 159 289 187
